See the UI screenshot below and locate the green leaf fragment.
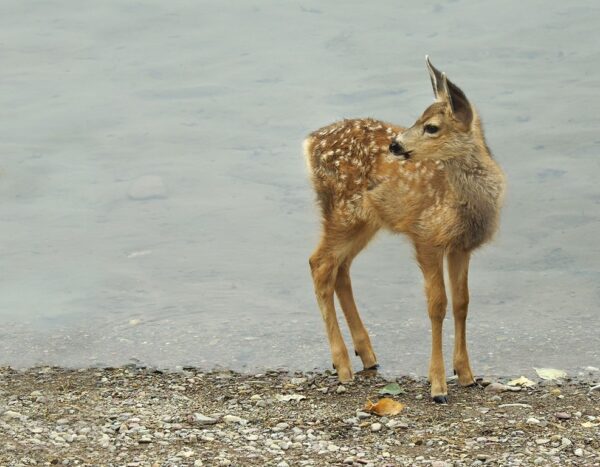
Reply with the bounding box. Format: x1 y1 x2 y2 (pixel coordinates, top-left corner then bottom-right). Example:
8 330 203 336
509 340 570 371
379 382 404 395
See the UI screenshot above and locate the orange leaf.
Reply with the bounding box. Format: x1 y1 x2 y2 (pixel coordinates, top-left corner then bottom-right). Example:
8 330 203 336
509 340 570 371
364 398 405 416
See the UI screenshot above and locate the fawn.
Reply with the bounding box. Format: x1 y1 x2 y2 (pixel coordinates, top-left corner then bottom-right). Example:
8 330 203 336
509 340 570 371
304 57 505 403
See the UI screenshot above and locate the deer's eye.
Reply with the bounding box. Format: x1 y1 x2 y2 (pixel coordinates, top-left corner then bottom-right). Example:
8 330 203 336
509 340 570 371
424 124 439 134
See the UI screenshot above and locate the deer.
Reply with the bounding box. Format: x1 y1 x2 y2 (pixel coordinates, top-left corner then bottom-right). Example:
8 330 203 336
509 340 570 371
304 56 505 403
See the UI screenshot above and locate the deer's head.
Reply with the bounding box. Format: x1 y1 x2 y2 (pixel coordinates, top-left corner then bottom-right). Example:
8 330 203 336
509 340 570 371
390 56 476 161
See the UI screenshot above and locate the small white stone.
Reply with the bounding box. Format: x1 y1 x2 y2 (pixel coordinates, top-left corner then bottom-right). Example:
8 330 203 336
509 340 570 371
290 377 307 385
574 448 583 457
222 415 247 425
371 423 382 432
272 422 289 432
192 413 217 426
526 417 540 425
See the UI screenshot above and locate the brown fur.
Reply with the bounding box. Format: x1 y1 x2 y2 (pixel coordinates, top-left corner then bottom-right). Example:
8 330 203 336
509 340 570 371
304 58 505 402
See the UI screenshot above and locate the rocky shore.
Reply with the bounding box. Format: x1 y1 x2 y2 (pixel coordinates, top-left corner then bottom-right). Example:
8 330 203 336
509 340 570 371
1 366 598 466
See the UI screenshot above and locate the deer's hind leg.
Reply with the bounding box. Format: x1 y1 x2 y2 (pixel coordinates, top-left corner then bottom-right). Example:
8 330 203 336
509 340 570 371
335 224 379 371
310 223 378 382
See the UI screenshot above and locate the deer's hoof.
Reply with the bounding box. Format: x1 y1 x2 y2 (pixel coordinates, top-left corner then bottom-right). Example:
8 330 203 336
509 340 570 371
432 395 448 404
365 363 380 370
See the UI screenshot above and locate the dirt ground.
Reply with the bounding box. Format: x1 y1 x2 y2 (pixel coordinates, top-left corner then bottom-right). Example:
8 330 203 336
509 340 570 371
0 366 598 466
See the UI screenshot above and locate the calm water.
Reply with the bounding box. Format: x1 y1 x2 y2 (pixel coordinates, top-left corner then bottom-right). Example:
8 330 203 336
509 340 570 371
1 0 599 377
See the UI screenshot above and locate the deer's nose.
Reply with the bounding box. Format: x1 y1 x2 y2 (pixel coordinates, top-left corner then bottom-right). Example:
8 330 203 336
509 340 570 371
389 140 405 156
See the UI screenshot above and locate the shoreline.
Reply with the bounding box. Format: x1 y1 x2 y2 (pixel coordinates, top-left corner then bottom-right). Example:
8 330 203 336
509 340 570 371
1 366 599 466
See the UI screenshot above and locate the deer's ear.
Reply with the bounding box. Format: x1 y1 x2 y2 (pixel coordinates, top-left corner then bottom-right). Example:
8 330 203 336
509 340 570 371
425 55 446 99
445 76 473 128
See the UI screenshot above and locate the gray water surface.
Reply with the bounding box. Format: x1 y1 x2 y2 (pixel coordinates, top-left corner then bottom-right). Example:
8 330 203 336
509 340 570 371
1 0 599 377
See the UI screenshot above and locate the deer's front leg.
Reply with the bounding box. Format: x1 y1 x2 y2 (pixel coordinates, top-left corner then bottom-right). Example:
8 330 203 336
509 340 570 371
447 249 476 386
310 249 353 382
416 245 448 403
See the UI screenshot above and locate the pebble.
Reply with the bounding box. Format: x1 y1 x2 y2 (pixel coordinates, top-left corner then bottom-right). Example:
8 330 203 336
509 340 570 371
561 437 572 447
484 383 511 393
356 411 370 419
385 419 408 429
526 417 540 425
2 410 23 420
555 412 571 420
431 462 448 467
290 377 307 385
415 394 424 400
574 448 583 457
370 423 382 432
192 413 217 426
336 385 347 394
222 415 248 425
272 422 289 432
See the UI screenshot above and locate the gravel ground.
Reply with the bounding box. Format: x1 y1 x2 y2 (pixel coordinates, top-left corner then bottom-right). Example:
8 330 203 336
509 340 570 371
1 366 599 467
